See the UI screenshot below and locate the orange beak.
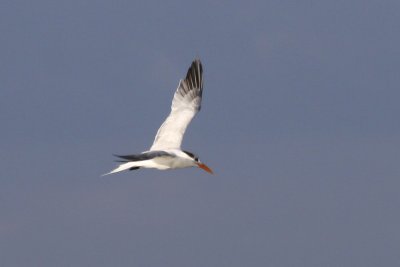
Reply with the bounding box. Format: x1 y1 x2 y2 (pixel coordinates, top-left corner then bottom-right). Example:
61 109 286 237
197 163 213 174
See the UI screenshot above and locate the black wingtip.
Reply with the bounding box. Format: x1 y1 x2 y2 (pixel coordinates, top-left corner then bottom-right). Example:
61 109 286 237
185 58 203 90
112 151 172 162
192 58 202 71
113 154 135 161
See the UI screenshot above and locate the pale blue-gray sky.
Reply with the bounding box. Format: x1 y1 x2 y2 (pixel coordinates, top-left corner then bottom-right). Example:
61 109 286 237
1 1 400 266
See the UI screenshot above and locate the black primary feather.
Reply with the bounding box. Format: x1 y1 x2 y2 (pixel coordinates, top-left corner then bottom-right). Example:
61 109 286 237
113 151 172 162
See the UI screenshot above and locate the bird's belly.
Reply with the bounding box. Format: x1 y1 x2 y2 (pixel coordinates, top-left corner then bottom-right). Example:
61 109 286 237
152 157 192 170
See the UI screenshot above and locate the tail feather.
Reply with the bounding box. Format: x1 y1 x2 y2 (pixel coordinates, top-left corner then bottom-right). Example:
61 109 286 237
102 161 141 176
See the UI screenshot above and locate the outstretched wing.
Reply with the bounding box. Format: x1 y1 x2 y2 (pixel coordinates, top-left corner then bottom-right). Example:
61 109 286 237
150 59 203 150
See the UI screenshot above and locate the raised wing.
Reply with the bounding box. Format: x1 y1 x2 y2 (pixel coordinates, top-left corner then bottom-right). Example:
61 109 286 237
150 59 203 150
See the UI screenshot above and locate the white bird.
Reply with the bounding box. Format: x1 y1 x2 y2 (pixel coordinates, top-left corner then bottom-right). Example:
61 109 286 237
104 59 213 176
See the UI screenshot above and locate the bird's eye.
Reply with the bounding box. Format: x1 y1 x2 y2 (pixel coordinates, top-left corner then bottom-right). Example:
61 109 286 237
195 157 199 162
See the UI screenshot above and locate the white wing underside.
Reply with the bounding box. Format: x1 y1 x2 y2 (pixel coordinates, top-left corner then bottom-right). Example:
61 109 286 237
150 60 203 151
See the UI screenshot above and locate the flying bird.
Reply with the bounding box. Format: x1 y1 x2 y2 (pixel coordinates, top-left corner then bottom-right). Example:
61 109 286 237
104 59 213 175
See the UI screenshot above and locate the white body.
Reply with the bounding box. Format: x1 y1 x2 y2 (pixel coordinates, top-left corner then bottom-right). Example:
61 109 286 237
104 149 197 175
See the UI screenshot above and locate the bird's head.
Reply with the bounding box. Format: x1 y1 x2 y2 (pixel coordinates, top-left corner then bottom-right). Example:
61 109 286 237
183 150 213 174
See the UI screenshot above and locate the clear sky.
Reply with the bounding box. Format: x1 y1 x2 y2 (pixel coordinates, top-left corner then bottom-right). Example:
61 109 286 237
1 0 399 266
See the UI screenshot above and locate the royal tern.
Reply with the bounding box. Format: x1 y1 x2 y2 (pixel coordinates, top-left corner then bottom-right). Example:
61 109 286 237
104 59 213 175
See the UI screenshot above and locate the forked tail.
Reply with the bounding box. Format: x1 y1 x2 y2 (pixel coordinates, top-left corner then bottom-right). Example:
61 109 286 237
102 162 141 176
